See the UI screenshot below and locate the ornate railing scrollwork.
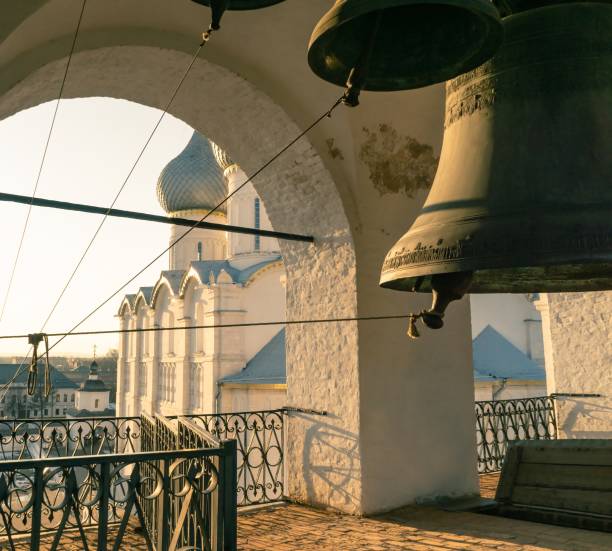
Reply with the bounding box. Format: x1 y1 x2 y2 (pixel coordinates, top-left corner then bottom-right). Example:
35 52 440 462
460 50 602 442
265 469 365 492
0 445 235 551
475 396 557 473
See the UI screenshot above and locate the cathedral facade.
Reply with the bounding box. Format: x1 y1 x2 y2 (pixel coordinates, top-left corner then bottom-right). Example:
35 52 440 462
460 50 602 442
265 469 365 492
116 132 286 417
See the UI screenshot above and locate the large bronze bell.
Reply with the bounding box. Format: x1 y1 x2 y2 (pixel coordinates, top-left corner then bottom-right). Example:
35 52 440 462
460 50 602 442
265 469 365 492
381 1 612 329
307 0 503 91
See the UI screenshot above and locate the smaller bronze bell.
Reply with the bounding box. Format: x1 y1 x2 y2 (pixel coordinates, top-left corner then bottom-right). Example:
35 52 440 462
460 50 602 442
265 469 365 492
308 0 503 92
192 0 286 9
192 0 286 30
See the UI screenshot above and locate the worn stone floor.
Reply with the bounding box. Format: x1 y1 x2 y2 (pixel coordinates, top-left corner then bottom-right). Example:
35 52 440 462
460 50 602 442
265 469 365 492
9 474 612 550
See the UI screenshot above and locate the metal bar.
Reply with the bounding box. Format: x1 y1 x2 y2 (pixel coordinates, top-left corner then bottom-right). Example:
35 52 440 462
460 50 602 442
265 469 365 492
157 459 171 551
0 447 223 471
30 467 44 551
210 456 219 551
97 463 110 551
550 392 603 398
0 191 314 243
283 406 328 416
221 439 238 551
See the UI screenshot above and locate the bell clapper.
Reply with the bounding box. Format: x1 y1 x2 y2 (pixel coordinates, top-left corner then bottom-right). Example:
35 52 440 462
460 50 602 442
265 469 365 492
203 0 228 38
341 11 383 107
406 271 474 338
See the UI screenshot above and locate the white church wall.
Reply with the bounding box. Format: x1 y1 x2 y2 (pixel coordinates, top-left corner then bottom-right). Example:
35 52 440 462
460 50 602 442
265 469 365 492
169 212 227 269
76 391 108 412
470 294 543 361
474 381 547 403
226 168 279 259
494 382 547 401
219 385 286 413
474 384 493 402
241 266 286 364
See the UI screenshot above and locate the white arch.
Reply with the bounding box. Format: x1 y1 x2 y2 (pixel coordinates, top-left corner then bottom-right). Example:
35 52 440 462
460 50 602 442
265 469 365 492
0 7 477 513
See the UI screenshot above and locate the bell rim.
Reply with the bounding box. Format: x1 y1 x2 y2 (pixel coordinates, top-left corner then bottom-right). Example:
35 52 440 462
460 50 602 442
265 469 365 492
307 0 504 91
379 255 612 293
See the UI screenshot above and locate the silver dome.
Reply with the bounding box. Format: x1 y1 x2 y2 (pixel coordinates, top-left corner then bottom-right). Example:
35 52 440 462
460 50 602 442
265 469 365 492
211 141 235 172
157 132 227 214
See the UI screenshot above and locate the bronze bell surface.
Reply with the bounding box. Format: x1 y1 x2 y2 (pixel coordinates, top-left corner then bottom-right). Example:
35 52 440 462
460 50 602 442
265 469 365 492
307 0 503 92
380 1 612 327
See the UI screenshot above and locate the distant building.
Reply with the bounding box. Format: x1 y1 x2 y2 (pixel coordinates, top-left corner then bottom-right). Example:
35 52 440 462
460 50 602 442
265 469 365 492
117 132 286 417
0 364 78 418
67 360 113 418
57 358 117 403
470 294 545 366
472 325 547 401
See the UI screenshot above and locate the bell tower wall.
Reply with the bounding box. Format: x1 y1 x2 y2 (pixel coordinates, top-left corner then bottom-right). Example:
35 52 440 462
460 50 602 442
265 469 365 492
538 292 612 439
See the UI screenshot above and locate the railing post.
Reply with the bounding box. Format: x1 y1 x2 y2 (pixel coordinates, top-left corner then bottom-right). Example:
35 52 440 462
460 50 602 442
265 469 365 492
221 439 237 551
97 462 110 551
30 467 44 551
156 458 171 550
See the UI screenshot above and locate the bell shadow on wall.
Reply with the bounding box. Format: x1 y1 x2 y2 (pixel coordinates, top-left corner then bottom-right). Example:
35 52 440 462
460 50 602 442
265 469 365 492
556 398 612 439
292 412 360 511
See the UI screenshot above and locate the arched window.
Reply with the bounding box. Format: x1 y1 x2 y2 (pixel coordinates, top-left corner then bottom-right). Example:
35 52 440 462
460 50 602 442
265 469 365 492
197 241 203 261
254 198 261 251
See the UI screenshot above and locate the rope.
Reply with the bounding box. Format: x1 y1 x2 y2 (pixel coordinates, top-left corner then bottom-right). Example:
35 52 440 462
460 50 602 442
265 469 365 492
0 0 88 326
26 334 51 397
0 314 412 341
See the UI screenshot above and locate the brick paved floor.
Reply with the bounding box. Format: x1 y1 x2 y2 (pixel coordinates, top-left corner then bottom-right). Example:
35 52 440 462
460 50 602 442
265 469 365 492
479 472 501 500
9 474 612 550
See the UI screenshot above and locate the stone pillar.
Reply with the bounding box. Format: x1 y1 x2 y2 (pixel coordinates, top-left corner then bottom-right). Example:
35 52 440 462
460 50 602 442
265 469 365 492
283 85 479 516
115 314 129 417
147 323 160 415
539 292 612 439
176 315 193 414
200 281 245 413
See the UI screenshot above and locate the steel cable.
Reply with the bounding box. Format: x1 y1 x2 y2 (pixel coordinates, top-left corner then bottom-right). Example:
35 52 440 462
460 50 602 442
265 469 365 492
39 35 212 333
45 95 345 354
0 16 215 402
0 0 88 326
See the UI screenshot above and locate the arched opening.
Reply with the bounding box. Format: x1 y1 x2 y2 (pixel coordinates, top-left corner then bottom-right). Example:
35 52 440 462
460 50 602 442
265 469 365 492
0 5 477 514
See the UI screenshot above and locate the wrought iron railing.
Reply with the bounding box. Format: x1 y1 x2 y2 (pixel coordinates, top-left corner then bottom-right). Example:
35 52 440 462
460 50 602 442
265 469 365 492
137 413 237 550
179 411 284 506
0 409 285 507
475 396 557 473
0 442 237 551
0 416 140 460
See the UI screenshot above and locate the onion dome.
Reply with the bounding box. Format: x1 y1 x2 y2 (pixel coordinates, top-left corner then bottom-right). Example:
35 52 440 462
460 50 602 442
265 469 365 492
211 141 235 172
157 132 227 215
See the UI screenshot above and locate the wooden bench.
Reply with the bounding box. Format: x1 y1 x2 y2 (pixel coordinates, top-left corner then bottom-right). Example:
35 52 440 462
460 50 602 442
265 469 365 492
494 439 612 532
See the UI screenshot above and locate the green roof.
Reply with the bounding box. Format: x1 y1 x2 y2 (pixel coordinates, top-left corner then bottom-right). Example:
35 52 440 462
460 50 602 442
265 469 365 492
0 364 78 389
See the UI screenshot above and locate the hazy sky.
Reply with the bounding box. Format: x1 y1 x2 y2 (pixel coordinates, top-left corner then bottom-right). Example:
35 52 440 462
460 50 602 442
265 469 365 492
0 98 195 357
